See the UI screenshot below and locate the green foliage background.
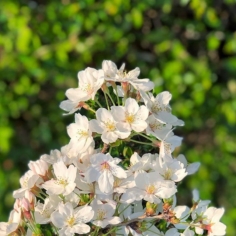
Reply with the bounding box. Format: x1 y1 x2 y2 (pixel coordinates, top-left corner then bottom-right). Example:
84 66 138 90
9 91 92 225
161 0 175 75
0 0 236 234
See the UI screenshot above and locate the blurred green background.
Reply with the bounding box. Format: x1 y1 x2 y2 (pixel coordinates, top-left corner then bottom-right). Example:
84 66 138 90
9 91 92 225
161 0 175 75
0 0 236 234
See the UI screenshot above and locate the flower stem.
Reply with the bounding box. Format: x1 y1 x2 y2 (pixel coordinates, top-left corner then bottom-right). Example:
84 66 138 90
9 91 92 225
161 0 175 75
130 139 153 146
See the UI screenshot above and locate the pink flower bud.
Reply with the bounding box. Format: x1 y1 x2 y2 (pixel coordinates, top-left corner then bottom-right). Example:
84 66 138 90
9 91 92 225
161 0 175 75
24 190 35 210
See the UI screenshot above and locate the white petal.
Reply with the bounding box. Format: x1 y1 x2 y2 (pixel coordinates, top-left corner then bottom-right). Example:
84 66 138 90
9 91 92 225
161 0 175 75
98 171 114 194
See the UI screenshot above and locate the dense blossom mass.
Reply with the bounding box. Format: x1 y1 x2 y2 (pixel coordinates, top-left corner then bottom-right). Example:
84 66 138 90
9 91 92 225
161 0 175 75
0 60 226 236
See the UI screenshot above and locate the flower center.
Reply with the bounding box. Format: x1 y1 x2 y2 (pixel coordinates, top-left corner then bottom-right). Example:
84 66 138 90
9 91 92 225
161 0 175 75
66 216 75 227
151 102 162 113
202 223 213 233
77 129 88 138
125 112 135 124
101 162 110 171
146 184 156 194
163 169 173 180
104 121 116 132
149 122 162 131
96 209 106 220
56 177 68 187
82 83 94 95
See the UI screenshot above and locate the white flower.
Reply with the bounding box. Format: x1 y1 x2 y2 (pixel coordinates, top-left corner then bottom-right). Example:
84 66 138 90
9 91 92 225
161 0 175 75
85 153 127 194
135 172 177 204
111 98 149 132
159 130 183 164
91 199 121 228
51 202 94 236
102 60 154 92
35 196 61 224
42 161 77 196
90 108 130 144
13 170 42 198
60 67 104 114
194 207 226 236
129 152 156 177
146 114 172 139
140 91 184 126
0 210 21 236
154 158 187 182
67 113 94 154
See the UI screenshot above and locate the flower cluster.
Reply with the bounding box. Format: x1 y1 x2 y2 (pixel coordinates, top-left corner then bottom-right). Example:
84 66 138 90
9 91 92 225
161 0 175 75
0 60 226 236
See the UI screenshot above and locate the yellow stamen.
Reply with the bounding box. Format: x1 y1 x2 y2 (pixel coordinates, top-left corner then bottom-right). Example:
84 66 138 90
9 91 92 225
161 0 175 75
66 216 75 227
146 185 156 194
125 112 135 124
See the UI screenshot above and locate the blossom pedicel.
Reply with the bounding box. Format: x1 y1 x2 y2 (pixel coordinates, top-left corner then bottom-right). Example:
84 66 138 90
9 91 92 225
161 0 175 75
0 60 226 236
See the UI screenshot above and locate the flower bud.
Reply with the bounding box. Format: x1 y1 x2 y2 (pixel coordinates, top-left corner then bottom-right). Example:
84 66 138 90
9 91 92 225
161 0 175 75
25 190 35 211
146 202 158 216
20 198 32 220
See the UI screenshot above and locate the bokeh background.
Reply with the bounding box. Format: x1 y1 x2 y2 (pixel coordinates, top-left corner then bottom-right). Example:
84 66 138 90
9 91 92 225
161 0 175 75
0 0 236 234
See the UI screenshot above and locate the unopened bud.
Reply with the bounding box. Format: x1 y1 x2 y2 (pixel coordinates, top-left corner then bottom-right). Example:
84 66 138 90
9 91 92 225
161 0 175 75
25 190 35 211
121 82 130 96
146 202 158 216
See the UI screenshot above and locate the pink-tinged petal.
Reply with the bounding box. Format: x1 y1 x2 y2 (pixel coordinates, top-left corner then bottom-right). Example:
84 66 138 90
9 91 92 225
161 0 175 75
125 98 139 114
98 171 114 194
